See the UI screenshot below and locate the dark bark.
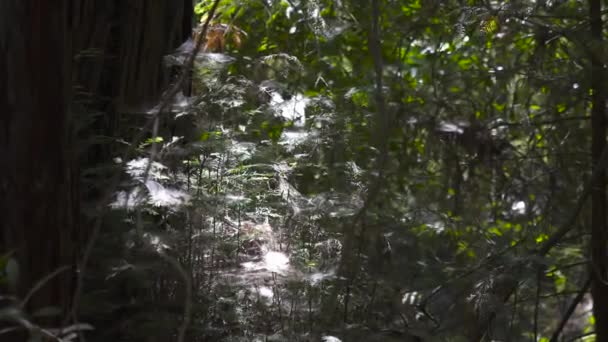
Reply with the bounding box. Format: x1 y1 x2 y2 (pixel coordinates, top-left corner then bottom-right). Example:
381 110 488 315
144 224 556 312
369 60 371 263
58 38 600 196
0 0 78 328
69 1 194 340
549 277 592 342
0 1 193 339
72 0 193 202
114 0 193 112
589 0 608 340
72 1 192 110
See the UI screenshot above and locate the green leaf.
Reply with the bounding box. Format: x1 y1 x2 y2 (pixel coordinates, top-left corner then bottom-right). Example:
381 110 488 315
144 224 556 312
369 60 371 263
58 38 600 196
458 58 472 70
140 136 163 148
488 227 503 236
535 234 548 244
258 42 268 52
553 271 567 292
493 102 505 112
267 125 284 142
351 91 369 107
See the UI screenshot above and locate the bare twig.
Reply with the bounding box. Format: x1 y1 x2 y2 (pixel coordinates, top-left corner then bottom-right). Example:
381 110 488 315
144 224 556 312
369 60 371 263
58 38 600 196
567 331 596 341
538 144 608 256
474 144 608 341
159 251 194 342
549 277 592 342
20 266 70 309
533 269 542 342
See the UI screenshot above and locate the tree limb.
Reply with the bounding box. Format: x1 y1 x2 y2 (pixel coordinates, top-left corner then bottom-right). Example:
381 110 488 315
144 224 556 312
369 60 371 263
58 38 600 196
549 277 592 342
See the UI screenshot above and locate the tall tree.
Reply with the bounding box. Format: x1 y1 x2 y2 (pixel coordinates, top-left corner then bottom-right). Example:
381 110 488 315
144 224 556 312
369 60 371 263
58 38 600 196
71 3 192 340
0 0 78 327
589 0 608 339
0 0 192 339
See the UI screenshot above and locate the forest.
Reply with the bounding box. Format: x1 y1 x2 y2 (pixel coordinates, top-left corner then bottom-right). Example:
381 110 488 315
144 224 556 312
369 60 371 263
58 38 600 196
1 0 607 341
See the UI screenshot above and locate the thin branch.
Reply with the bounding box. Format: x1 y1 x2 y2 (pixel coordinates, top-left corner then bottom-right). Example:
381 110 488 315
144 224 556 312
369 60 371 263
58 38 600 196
567 331 595 342
549 277 592 342
159 251 193 342
538 144 608 256
474 144 608 341
534 269 542 342
20 266 70 309
489 116 589 129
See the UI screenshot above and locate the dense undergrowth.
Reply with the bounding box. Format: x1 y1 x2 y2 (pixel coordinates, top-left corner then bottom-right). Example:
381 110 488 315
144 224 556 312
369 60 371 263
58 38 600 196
46 0 604 341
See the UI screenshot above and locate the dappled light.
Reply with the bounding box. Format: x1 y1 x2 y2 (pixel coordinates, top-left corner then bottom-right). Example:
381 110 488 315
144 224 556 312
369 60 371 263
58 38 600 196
241 251 290 275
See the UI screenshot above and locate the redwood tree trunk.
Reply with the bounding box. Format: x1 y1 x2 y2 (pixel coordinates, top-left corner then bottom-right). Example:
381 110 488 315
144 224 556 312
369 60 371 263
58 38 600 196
71 0 193 201
72 0 193 113
0 0 78 328
0 1 192 339
589 0 608 340
69 1 193 340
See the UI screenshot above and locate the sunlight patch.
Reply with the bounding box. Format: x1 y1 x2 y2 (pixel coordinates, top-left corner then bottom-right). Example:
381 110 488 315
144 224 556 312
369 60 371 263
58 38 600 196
511 201 526 215
229 141 256 160
111 188 145 209
279 131 310 151
263 251 289 274
257 286 274 299
145 180 190 207
241 250 290 275
270 92 309 127
308 270 336 285
427 221 445 233
322 336 342 342
126 158 169 180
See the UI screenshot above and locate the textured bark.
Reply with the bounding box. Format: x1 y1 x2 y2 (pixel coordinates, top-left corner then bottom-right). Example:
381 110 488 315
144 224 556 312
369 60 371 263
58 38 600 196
71 0 193 200
70 2 194 340
589 0 608 340
0 0 78 325
114 0 193 111
72 1 192 109
0 1 193 338
71 0 192 128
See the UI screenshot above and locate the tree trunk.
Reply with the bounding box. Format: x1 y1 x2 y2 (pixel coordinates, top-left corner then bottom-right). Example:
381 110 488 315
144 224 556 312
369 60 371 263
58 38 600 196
589 0 608 340
72 0 193 202
72 0 193 113
0 1 193 339
70 1 193 340
0 0 78 329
